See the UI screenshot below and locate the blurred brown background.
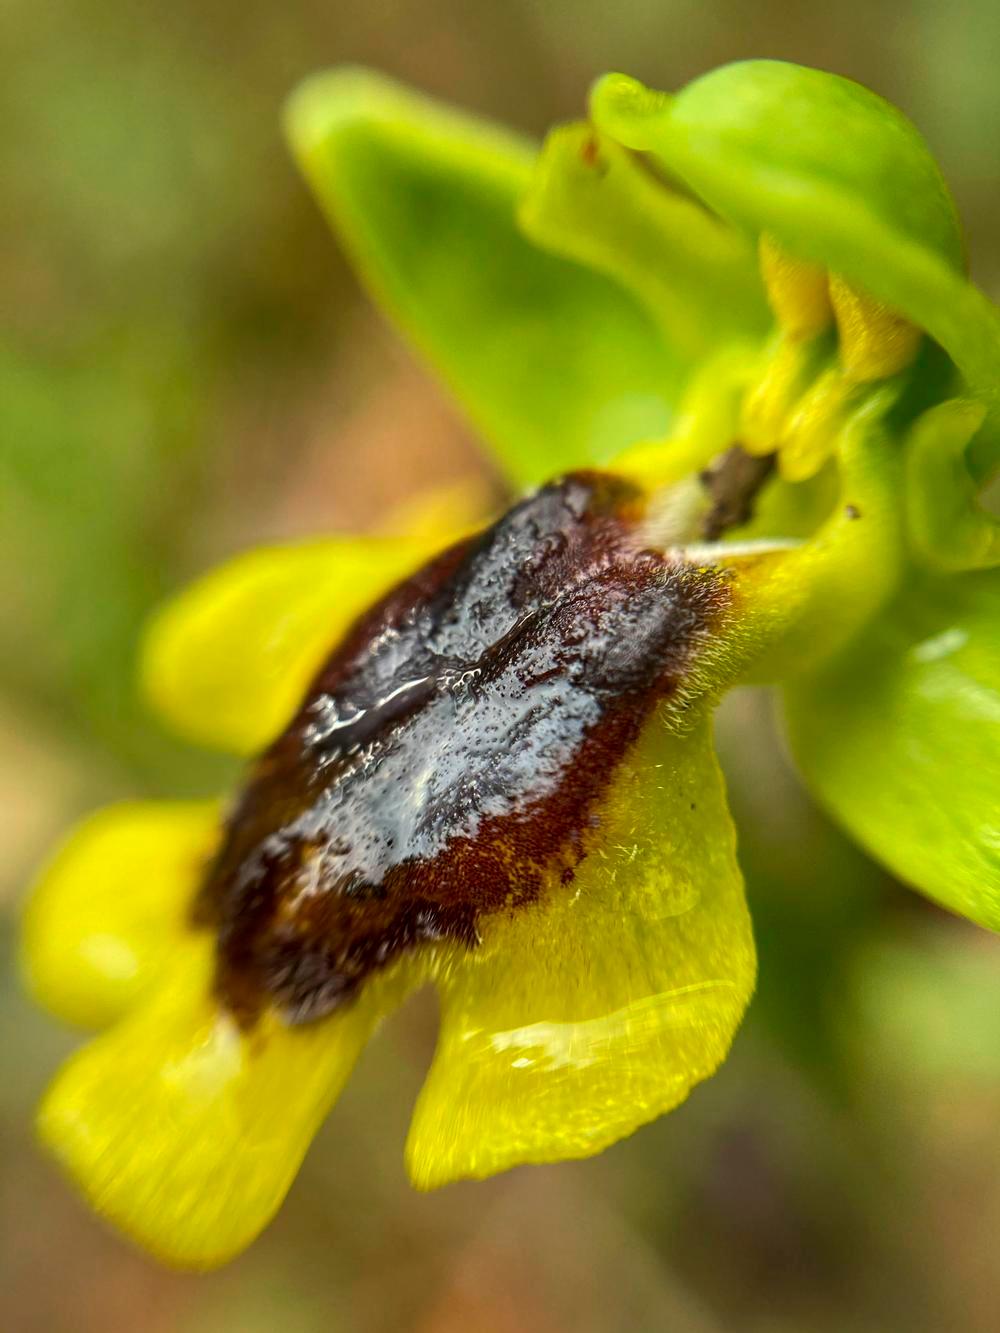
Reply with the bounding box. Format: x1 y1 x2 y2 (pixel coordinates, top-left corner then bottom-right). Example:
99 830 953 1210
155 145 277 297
4 2 1000 1329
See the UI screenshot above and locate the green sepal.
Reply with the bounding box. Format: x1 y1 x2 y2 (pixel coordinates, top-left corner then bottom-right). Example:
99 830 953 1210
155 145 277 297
732 391 907 685
591 62 1000 423
519 123 768 361
783 569 1000 929
905 399 1000 571
286 68 680 486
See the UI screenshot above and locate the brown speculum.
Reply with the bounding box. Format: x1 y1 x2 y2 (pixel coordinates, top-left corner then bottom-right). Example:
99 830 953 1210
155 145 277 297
193 471 733 1026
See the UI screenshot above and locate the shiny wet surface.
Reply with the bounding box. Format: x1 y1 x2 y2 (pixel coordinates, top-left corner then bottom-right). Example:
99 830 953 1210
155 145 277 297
194 472 732 1024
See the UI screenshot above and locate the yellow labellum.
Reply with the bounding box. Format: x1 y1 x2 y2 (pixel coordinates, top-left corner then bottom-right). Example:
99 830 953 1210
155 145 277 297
407 711 754 1188
141 535 443 756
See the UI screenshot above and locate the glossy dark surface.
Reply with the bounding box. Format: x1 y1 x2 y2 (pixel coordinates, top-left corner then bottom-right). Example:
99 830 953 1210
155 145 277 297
195 472 732 1025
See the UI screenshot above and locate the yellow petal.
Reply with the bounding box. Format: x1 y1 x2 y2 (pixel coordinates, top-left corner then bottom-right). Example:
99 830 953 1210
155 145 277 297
141 535 444 756
758 233 832 340
406 712 755 1189
37 938 378 1270
21 800 221 1029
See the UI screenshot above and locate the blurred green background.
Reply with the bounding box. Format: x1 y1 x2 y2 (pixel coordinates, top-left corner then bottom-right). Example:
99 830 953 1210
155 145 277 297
4 2 1000 1329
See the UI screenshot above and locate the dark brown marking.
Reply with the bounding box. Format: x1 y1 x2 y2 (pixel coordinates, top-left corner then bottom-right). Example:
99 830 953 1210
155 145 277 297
193 472 733 1026
699 445 776 540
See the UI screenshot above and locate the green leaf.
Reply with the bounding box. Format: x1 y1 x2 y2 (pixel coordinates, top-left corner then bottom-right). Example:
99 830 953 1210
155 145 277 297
591 63 1000 424
286 68 680 486
783 569 1000 929
849 930 1000 1088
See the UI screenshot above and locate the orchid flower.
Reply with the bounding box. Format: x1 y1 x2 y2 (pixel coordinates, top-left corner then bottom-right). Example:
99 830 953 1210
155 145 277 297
22 59 1000 1269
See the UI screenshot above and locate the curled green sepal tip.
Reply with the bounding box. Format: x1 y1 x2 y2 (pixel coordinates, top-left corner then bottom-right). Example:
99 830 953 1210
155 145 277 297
590 62 1000 416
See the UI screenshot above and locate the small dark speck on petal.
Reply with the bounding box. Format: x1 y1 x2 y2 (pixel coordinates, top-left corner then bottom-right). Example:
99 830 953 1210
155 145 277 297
580 135 609 176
